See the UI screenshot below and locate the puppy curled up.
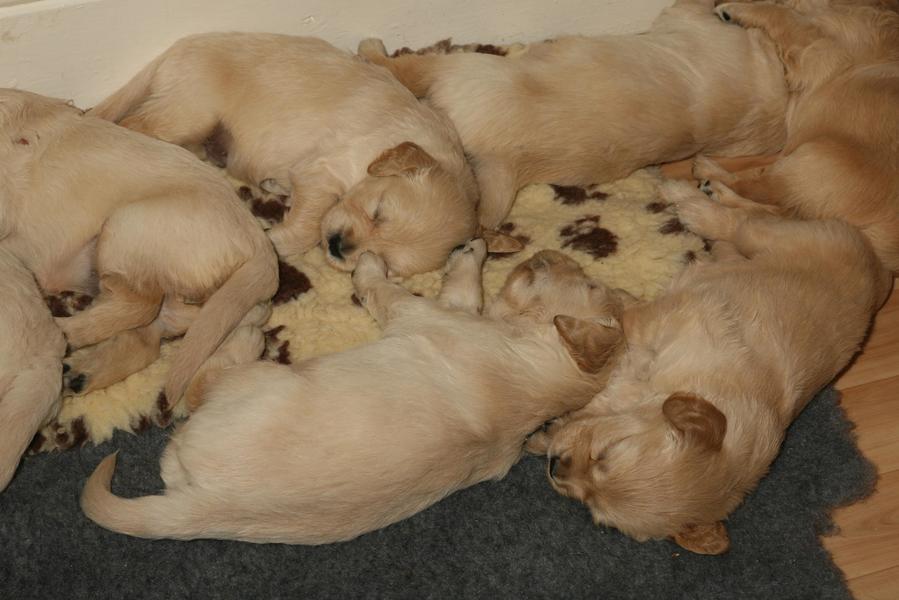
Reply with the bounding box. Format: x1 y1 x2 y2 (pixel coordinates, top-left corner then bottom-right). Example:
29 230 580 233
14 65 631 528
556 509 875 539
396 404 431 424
82 242 632 544
359 0 789 230
90 33 487 276
529 181 891 555
0 89 277 407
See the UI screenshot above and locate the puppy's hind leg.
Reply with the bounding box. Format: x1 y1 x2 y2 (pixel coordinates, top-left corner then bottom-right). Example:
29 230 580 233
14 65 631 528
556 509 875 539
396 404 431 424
715 3 821 72
183 303 271 412
56 273 163 349
437 239 488 314
352 253 420 327
474 158 520 231
118 94 219 147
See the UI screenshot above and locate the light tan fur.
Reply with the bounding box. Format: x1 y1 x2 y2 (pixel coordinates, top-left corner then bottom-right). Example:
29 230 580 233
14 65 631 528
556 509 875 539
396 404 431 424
358 0 789 229
531 180 891 555
90 33 481 276
0 89 277 408
0 248 67 491
81 243 632 544
697 0 899 271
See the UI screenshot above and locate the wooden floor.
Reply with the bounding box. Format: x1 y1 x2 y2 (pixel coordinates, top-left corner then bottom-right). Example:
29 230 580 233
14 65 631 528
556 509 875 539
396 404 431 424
825 279 899 599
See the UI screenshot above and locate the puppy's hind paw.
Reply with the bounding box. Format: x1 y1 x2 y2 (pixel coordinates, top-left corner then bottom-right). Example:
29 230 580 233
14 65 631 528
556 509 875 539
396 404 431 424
62 364 89 396
715 3 738 23
358 38 388 59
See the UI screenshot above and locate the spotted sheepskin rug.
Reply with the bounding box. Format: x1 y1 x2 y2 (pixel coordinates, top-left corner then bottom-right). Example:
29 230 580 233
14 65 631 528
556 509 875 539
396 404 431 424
30 41 706 453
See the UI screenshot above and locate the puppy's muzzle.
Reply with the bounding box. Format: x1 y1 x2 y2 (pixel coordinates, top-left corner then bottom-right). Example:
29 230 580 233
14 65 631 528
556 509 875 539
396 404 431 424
327 232 357 261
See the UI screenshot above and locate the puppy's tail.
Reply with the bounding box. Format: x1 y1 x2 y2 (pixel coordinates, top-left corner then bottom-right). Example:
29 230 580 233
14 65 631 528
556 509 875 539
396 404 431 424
163 246 278 409
357 38 441 97
81 454 211 540
89 52 166 122
0 364 63 491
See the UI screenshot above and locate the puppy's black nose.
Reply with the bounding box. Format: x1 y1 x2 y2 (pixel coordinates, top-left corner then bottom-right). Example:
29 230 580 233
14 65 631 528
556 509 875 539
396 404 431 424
328 234 344 260
549 456 561 480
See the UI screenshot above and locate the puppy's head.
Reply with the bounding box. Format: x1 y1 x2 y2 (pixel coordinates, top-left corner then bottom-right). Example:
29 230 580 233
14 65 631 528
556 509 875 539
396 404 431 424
545 391 756 555
320 142 477 277
490 250 634 326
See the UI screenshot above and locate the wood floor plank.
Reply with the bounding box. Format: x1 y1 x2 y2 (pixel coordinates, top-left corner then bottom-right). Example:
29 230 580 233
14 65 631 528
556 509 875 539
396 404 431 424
837 285 899 390
838 376 899 473
826 280 899 597
847 565 899 600
825 470 899 580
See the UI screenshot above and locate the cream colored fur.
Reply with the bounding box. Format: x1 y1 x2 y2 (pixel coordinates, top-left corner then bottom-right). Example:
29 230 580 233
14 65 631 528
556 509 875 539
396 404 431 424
36 169 704 449
358 0 789 230
695 0 899 271
89 33 479 276
81 243 630 544
0 89 277 408
531 180 891 555
0 248 66 491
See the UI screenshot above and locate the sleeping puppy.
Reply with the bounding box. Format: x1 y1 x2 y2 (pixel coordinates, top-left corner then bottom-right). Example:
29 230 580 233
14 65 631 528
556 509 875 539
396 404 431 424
528 181 891 555
0 249 67 491
358 0 789 230
89 33 482 276
0 89 277 408
693 0 899 271
81 242 631 544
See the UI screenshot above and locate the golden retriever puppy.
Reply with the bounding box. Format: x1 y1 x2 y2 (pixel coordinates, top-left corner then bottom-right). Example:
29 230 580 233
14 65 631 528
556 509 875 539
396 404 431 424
0 249 67 491
357 0 789 230
529 181 891 555
81 242 632 544
694 0 899 271
89 33 480 276
0 89 277 407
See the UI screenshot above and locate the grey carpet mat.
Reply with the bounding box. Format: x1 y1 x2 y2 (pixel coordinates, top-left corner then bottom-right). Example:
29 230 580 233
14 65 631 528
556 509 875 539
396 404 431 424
1 387 873 600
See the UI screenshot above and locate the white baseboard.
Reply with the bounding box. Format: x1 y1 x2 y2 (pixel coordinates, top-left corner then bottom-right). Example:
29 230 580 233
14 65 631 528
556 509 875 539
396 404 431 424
0 0 670 107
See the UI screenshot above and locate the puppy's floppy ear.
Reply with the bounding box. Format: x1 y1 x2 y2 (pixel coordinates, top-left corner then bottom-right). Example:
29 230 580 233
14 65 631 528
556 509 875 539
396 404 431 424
368 142 438 177
673 521 730 555
479 227 525 254
663 392 727 451
554 315 622 374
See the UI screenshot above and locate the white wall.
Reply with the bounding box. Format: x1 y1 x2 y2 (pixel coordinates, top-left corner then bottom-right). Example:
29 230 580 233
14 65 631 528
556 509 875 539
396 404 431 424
0 0 671 107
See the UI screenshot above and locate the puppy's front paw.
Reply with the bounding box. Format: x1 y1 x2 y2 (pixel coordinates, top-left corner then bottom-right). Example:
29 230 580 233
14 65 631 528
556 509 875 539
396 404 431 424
62 354 91 396
446 238 488 269
352 251 388 295
676 195 733 241
692 155 733 185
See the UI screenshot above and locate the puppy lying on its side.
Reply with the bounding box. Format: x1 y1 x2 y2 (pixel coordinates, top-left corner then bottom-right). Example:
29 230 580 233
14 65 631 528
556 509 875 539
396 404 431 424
90 33 485 276
0 89 277 406
82 242 630 544
529 181 891 554
0 249 66 491
358 0 789 230
695 0 899 271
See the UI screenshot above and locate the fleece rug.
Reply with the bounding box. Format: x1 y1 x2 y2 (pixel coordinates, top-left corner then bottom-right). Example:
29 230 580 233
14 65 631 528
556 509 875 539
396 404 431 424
33 168 704 450
1 387 874 599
